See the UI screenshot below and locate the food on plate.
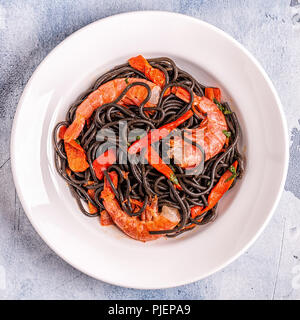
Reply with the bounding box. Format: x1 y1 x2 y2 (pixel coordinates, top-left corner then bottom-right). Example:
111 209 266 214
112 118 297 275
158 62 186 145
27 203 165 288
53 55 244 241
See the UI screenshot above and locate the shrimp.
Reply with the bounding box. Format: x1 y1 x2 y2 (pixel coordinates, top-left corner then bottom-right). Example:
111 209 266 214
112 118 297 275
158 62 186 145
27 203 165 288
101 171 180 242
64 78 161 143
169 93 228 169
128 55 228 169
169 134 204 169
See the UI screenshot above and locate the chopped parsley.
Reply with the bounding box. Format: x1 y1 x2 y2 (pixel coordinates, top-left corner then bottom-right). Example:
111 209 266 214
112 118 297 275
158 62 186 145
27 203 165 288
125 78 129 84
74 139 81 145
222 130 231 138
213 98 224 111
135 132 146 141
213 98 232 115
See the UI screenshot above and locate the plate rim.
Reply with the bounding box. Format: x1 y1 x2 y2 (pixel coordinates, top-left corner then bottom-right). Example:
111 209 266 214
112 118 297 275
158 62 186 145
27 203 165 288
10 10 289 289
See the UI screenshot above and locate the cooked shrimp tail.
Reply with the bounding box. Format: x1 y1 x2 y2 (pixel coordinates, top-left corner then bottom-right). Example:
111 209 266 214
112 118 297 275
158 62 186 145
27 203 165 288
101 171 180 242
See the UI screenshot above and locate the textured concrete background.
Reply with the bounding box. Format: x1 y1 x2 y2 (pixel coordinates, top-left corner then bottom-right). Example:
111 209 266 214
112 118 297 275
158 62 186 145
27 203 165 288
1 0 300 300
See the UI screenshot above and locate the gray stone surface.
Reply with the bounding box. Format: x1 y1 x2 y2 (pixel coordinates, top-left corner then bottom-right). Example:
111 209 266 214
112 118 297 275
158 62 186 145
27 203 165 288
0 0 300 300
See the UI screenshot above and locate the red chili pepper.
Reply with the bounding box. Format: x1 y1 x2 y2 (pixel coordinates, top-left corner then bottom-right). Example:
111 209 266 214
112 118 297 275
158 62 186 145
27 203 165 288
58 126 89 172
144 145 182 190
192 161 238 219
205 88 214 101
190 206 204 219
128 110 193 154
59 126 67 140
225 137 230 147
92 149 117 180
128 55 166 88
84 181 98 214
205 87 221 102
130 199 144 208
205 160 238 211
65 141 89 173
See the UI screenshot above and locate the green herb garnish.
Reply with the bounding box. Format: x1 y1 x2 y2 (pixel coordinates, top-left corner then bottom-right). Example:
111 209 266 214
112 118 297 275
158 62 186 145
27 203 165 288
225 165 237 182
125 78 129 84
169 164 176 172
223 130 231 138
170 173 179 185
213 98 224 112
74 139 81 145
135 132 147 141
213 98 232 115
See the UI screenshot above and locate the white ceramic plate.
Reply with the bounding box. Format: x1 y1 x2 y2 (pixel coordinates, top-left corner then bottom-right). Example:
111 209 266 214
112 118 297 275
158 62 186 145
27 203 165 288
11 11 289 289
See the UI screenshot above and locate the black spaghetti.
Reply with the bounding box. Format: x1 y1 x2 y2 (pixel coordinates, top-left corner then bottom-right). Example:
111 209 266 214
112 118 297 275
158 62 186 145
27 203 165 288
53 56 244 241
